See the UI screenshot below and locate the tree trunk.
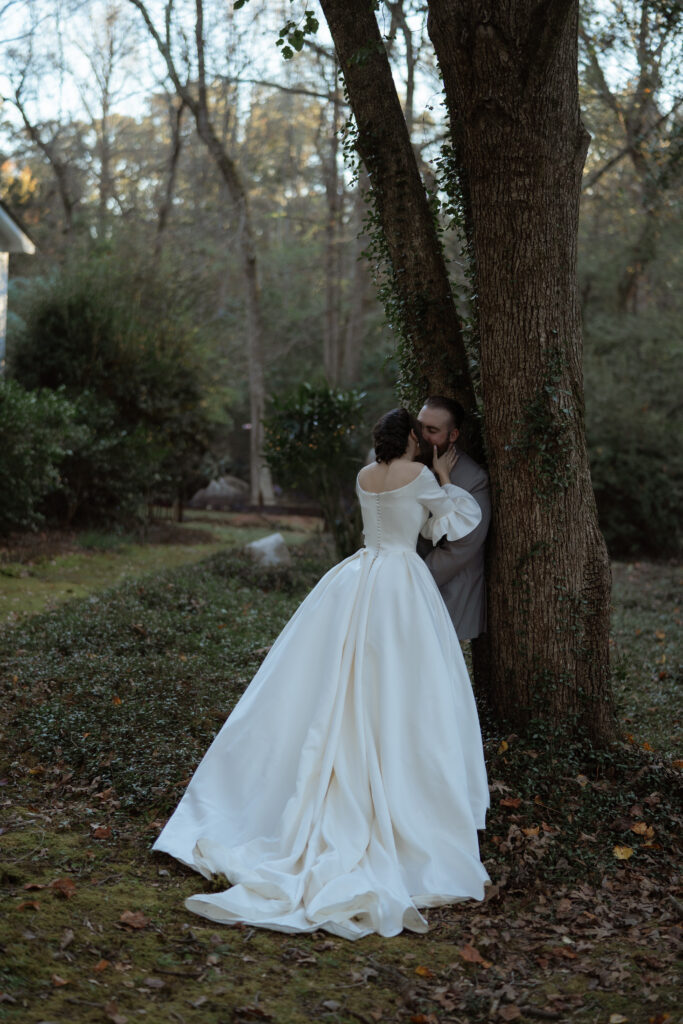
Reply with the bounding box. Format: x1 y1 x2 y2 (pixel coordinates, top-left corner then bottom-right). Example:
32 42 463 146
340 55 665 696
154 96 186 261
340 172 371 385
13 95 77 234
322 79 343 384
318 0 477 414
428 0 614 742
128 0 274 507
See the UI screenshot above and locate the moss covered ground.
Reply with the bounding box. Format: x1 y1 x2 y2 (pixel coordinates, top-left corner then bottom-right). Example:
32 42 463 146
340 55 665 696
0 528 680 1024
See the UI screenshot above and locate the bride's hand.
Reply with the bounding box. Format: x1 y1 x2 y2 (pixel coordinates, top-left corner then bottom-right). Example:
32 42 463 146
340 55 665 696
433 445 458 486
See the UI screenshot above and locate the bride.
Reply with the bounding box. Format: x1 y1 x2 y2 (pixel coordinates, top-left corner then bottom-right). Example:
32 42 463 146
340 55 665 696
153 408 490 940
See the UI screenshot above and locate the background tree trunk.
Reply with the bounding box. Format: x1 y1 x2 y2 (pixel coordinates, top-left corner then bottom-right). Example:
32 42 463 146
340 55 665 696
128 0 274 506
428 0 614 742
154 95 186 261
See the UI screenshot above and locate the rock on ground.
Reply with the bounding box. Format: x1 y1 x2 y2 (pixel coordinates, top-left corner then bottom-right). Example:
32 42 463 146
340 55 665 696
245 532 292 567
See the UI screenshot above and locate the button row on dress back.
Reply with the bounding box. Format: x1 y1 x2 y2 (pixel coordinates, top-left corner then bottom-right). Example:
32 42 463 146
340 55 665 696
375 493 382 554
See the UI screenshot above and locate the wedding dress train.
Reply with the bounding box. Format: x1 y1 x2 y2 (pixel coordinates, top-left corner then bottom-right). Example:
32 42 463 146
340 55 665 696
153 464 490 939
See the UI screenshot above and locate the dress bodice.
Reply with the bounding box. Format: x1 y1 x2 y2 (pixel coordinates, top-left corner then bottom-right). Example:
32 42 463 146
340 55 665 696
356 464 481 554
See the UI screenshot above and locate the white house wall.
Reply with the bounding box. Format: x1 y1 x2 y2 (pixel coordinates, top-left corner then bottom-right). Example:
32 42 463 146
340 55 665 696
0 252 8 374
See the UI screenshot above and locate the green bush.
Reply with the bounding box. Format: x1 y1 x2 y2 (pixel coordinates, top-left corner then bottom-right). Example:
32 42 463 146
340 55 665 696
264 382 365 558
8 246 218 525
0 379 81 534
584 312 682 558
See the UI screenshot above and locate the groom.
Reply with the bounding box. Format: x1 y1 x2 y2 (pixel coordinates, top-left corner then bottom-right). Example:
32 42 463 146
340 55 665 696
417 396 491 641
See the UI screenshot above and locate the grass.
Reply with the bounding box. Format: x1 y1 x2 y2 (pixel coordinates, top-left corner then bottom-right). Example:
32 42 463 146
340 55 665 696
610 561 681 756
0 513 317 623
0 535 680 1024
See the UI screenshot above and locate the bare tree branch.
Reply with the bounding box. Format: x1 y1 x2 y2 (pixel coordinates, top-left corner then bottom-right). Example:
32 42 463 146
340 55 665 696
583 95 683 191
218 76 332 101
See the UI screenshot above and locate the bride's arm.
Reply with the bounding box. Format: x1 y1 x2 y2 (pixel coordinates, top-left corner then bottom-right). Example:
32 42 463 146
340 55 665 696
417 466 482 544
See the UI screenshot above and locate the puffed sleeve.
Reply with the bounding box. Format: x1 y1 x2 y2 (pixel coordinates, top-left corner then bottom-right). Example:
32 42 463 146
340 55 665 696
417 472 482 544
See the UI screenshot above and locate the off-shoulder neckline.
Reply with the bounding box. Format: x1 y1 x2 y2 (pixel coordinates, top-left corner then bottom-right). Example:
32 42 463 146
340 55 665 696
356 463 430 495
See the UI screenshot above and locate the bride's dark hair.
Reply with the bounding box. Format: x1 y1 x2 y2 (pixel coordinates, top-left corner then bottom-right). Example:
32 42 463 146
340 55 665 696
373 407 423 463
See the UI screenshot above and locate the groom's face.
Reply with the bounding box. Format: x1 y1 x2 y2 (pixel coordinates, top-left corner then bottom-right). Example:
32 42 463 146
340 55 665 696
417 405 459 456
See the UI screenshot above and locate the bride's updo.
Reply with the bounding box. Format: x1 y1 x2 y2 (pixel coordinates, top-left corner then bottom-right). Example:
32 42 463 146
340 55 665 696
373 408 422 463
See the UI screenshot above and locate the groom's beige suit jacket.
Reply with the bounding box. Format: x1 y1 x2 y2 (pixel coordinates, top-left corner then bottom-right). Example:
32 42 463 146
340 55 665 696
417 450 491 641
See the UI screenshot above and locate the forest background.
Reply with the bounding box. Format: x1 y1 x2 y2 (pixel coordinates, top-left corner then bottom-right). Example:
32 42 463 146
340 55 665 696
0 0 681 559
0 6 681 1019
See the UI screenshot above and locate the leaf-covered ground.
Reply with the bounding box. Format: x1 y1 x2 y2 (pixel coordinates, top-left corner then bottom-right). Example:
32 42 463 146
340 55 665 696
0 532 680 1024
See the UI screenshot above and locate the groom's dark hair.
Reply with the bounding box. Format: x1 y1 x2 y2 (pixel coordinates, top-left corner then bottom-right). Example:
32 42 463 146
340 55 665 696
424 395 465 431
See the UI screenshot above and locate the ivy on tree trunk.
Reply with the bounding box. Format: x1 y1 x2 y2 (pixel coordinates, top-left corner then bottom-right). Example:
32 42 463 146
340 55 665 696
322 0 615 744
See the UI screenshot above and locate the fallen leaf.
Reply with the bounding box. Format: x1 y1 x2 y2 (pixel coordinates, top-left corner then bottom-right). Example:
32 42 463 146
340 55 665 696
642 741 654 751
415 965 435 978
51 974 69 987
233 1005 272 1020
498 1007 522 1022
500 797 521 809
16 901 40 911
548 946 578 959
94 959 110 972
22 882 44 891
119 910 150 929
92 825 112 839
522 825 540 837
576 774 589 787
631 822 655 838
613 845 634 860
498 739 509 754
112 695 122 706
105 999 128 1024
322 1001 341 1011
458 943 492 968
143 977 164 989
609 1015 628 1024
50 877 76 899
59 928 74 950
189 996 208 1008
654 630 665 640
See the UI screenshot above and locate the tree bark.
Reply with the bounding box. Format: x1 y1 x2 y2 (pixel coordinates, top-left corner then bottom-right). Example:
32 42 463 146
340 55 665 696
318 0 477 414
427 0 614 742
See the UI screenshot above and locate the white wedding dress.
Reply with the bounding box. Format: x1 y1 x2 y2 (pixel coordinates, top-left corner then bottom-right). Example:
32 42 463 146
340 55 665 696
153 464 490 940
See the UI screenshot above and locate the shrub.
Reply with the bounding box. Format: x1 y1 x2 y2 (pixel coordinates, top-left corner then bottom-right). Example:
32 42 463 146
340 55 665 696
263 382 365 558
584 312 682 559
0 379 81 534
8 246 218 525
